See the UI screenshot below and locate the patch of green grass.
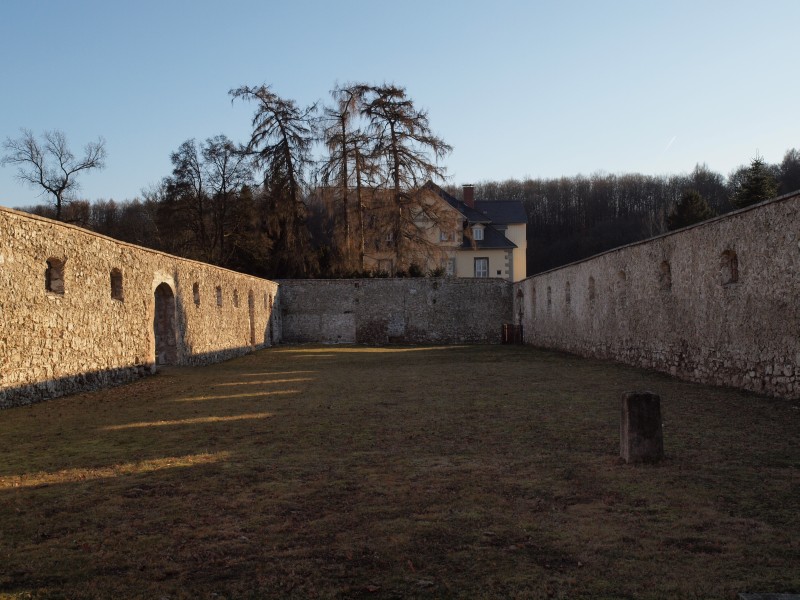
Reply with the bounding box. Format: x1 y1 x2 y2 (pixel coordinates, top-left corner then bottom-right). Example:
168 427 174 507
0 345 798 598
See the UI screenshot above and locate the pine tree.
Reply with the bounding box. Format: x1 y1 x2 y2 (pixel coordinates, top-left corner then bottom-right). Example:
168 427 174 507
667 190 715 230
732 155 778 208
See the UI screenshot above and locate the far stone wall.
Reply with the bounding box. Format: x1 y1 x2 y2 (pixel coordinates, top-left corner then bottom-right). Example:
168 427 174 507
279 278 512 345
514 191 800 400
0 206 280 408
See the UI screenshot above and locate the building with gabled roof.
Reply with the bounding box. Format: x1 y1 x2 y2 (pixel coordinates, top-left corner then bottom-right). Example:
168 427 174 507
363 181 527 281
421 181 527 281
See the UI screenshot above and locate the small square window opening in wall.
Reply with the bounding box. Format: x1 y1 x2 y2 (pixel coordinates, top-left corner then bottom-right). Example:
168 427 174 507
45 258 65 294
110 268 124 301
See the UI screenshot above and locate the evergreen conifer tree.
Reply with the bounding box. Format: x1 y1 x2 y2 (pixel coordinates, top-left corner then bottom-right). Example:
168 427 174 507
667 190 715 230
733 155 778 208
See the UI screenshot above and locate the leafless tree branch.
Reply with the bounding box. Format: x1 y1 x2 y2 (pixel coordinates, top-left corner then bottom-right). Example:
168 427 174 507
2 129 106 220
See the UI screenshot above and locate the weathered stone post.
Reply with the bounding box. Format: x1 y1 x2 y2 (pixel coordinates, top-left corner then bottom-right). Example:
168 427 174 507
620 391 664 463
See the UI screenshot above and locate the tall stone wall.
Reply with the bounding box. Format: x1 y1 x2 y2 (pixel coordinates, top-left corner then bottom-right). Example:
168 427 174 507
279 278 512 345
0 207 280 408
514 192 800 399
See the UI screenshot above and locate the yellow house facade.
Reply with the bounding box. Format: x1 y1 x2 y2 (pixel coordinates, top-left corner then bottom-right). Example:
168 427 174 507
364 182 528 282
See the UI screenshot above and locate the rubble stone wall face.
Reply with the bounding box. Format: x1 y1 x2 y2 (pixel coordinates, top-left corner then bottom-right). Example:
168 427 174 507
279 278 513 345
0 207 280 408
514 192 800 399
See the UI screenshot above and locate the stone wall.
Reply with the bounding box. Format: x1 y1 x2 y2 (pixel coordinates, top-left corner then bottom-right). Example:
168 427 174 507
514 191 800 399
279 278 512 345
0 206 280 408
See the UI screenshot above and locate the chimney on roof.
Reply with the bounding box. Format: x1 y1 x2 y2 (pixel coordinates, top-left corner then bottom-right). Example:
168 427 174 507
463 184 475 208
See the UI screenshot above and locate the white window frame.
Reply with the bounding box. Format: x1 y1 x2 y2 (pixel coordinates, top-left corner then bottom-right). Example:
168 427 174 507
474 257 489 278
472 226 484 241
445 258 456 276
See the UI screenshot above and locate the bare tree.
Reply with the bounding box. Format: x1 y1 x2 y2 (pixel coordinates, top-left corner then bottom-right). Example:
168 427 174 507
360 84 452 268
166 136 255 266
2 129 106 221
319 83 376 271
170 139 211 260
203 134 253 265
230 84 318 277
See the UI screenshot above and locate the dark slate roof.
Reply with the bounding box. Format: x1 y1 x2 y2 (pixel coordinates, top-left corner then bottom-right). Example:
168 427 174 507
475 200 527 224
422 181 490 223
460 224 517 250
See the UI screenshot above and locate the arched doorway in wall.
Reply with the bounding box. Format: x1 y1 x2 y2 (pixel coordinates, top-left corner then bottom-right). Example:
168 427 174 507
248 290 255 347
154 282 177 367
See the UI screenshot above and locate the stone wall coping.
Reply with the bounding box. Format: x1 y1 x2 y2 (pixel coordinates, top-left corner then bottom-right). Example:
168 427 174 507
0 204 276 286
521 189 800 281
277 277 510 283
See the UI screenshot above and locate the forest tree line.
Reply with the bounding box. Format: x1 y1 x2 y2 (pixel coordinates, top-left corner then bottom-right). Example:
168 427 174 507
6 84 798 278
6 82 451 279
447 150 800 274
28 147 797 278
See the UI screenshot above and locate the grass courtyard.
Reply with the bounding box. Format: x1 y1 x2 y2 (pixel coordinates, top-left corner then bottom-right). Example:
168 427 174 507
0 344 798 599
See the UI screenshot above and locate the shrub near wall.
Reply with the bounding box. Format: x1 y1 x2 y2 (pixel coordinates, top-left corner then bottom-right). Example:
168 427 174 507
514 191 800 399
0 207 280 408
279 278 513 345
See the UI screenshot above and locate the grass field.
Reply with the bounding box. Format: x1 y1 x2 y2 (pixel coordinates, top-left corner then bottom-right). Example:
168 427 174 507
0 344 798 599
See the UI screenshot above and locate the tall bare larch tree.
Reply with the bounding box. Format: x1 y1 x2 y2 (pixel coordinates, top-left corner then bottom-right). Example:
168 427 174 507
230 84 318 277
360 84 452 268
319 83 376 271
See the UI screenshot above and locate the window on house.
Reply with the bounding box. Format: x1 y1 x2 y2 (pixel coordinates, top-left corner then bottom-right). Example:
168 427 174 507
216 286 223 307
45 258 65 294
193 282 201 307
440 230 451 242
110 268 124 301
445 258 456 276
474 257 489 278
472 226 484 241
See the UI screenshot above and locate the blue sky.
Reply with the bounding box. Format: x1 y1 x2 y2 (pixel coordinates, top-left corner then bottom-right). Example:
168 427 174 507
1 0 798 208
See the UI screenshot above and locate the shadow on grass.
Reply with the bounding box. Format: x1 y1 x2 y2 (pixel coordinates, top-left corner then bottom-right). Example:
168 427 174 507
0 344 798 598
0 345 279 410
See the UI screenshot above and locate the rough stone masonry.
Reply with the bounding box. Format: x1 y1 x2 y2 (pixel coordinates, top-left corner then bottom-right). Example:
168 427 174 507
0 206 280 408
514 191 800 400
3 189 799 408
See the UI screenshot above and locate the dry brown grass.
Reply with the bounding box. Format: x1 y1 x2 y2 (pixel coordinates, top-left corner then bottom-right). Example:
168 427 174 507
0 345 798 599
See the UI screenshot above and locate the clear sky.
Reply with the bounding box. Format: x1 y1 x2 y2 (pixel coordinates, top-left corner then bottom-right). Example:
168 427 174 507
1 0 798 208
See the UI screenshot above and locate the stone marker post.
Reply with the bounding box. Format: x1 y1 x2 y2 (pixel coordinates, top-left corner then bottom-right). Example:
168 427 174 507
620 391 664 463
